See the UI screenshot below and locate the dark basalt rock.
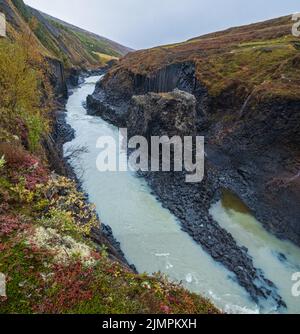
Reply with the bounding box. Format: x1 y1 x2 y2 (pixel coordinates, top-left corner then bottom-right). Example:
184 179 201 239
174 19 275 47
66 68 81 88
86 91 128 126
87 61 210 128
91 224 137 273
127 89 197 138
87 61 300 248
53 111 75 145
46 58 68 102
140 165 286 309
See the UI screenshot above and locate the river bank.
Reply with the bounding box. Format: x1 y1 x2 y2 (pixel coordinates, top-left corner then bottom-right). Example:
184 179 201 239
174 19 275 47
46 70 136 270
1 64 220 314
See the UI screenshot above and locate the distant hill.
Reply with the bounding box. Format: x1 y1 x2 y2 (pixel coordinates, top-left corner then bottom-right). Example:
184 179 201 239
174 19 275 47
106 14 298 98
38 10 133 57
0 0 132 69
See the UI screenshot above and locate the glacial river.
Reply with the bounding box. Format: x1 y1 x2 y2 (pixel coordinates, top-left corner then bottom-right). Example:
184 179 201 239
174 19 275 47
64 76 300 314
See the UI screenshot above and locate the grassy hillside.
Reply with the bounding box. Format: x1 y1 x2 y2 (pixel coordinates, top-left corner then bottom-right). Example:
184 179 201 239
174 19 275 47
0 0 131 69
106 15 300 100
40 10 133 57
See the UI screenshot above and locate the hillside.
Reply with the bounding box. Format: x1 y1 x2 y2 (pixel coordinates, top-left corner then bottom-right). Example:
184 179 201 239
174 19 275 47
38 10 133 58
0 0 131 69
101 15 299 99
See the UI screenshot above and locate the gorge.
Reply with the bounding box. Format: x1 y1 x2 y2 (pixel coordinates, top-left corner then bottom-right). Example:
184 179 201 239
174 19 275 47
63 73 300 313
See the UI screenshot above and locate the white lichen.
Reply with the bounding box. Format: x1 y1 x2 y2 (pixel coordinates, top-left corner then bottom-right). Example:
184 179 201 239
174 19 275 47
28 226 96 266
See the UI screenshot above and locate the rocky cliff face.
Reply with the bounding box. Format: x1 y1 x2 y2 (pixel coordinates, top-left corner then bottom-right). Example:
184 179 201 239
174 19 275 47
127 89 197 139
87 62 210 127
217 96 300 246
87 14 300 247
47 57 68 101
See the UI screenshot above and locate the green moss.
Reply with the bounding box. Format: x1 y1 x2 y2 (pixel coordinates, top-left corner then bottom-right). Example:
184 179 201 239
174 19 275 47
0 240 51 314
73 31 121 58
33 23 62 59
12 0 31 22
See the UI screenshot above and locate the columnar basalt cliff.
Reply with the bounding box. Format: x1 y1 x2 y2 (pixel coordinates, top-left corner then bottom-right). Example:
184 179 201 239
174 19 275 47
87 62 210 125
87 14 300 307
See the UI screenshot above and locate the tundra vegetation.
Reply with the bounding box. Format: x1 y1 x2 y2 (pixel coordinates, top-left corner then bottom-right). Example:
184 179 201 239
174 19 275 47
105 15 300 100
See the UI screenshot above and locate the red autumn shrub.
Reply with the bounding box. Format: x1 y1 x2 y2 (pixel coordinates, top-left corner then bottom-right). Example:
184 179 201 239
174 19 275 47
34 262 94 314
15 117 29 147
20 154 49 190
160 303 171 314
0 143 28 167
0 214 28 237
0 143 48 189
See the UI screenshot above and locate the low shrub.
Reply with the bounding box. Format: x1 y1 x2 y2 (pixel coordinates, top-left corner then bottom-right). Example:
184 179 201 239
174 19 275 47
0 143 28 167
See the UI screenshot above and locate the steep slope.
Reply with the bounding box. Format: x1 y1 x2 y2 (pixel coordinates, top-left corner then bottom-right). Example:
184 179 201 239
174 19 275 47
38 10 133 58
87 15 300 308
0 0 131 70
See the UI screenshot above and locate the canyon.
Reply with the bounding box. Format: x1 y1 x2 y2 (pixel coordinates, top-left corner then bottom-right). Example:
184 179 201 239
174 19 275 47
86 15 300 310
1 0 300 314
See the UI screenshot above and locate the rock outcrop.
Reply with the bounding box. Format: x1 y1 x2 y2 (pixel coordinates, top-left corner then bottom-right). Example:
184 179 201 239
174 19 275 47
103 88 286 309
47 58 68 102
87 62 209 127
127 89 197 138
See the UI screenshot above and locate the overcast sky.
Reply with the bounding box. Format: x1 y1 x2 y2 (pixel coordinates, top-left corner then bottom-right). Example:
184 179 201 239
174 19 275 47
24 0 299 50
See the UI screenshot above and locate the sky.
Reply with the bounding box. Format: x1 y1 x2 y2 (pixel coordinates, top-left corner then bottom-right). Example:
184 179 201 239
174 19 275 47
24 0 300 50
